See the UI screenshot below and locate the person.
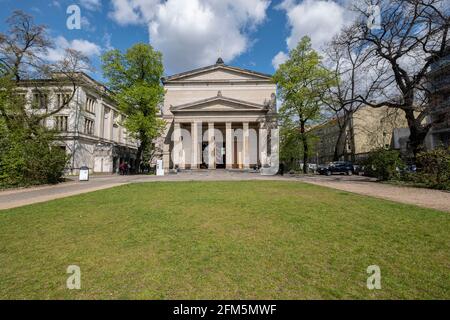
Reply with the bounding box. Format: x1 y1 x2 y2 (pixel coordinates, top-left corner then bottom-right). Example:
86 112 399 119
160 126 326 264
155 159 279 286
119 162 126 175
279 162 285 176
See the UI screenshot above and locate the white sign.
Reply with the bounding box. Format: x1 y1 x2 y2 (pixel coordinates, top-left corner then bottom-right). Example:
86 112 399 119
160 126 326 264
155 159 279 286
79 168 89 181
156 160 164 176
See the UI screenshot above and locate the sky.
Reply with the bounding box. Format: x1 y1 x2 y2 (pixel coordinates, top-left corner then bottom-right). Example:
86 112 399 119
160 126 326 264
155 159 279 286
0 0 354 82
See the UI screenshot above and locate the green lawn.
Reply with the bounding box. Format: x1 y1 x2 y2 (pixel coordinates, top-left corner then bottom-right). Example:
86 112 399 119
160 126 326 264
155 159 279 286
0 181 449 299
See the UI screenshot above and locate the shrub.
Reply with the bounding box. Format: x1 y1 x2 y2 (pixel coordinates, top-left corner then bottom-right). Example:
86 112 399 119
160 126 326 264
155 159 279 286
363 148 405 181
0 124 68 188
414 147 450 190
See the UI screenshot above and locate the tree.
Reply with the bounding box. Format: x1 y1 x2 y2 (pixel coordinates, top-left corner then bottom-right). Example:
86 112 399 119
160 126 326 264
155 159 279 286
347 0 449 158
274 36 336 173
323 26 382 161
102 43 165 171
0 11 89 186
0 11 90 134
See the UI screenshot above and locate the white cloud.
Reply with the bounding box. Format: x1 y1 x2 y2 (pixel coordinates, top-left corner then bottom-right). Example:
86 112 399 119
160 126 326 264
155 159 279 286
109 0 270 73
81 16 96 32
272 51 289 69
46 36 102 62
272 0 354 71
79 0 102 11
279 0 351 51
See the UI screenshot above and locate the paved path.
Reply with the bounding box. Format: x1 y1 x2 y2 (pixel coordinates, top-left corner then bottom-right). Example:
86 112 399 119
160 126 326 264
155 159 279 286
1 171 449 212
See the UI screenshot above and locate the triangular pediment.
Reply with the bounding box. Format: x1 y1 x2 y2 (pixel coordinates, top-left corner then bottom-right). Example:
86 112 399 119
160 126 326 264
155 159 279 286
163 64 272 83
171 95 268 113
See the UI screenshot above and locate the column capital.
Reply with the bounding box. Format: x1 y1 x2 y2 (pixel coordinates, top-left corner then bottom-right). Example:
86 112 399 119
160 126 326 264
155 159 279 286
208 122 215 128
226 122 232 129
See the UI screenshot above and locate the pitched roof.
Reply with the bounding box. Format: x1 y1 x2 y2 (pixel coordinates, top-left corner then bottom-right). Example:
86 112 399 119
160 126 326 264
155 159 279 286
162 59 273 83
170 92 268 113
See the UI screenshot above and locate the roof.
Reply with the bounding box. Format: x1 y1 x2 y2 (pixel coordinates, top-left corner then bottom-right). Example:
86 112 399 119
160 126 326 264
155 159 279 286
170 92 268 113
162 59 273 84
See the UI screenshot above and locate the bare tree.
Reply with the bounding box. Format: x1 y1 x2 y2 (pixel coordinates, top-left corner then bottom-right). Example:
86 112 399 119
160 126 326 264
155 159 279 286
346 0 449 158
323 26 384 161
0 11 90 133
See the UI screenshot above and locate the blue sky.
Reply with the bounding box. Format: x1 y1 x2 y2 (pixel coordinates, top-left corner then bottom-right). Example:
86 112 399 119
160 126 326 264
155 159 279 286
0 0 352 82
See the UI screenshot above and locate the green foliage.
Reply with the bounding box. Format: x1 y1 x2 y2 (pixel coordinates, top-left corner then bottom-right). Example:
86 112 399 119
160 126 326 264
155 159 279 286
102 43 165 167
364 148 405 181
273 36 336 122
411 148 450 190
274 37 336 173
0 121 68 187
280 118 317 172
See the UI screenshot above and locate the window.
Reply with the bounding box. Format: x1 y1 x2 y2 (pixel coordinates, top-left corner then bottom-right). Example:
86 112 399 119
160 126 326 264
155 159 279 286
56 93 71 108
55 116 68 132
84 118 94 135
85 96 96 114
32 93 48 109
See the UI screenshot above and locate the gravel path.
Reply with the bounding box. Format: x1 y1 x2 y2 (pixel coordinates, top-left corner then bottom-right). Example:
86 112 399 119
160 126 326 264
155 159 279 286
297 175 450 212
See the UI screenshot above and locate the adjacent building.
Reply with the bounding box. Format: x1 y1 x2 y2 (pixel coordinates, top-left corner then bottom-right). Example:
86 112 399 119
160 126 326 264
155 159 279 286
309 106 409 164
426 46 450 149
17 73 138 174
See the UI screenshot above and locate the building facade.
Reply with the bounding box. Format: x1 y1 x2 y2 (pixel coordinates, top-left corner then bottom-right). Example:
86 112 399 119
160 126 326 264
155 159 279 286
426 47 450 149
310 106 409 164
157 58 277 171
18 73 138 174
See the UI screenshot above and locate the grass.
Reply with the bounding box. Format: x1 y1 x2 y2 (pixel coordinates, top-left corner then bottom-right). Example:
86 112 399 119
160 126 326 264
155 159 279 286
0 181 449 299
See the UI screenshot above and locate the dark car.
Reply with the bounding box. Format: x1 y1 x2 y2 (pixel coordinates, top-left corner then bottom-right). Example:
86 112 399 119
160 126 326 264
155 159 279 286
318 161 355 176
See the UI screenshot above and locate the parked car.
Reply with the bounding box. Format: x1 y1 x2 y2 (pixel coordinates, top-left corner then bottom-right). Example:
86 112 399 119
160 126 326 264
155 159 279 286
318 161 355 176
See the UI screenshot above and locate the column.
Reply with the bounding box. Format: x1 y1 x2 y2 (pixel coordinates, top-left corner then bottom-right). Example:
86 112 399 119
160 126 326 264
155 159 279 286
259 124 268 167
95 102 104 138
226 122 233 169
109 109 114 141
243 122 249 169
173 122 182 169
191 121 200 169
208 122 215 169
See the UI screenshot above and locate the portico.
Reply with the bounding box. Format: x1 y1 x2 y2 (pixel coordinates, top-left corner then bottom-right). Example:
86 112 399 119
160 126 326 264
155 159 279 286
172 120 268 170
159 58 277 172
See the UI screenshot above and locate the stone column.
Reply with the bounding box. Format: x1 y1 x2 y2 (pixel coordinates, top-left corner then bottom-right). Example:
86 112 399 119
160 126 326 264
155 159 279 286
191 121 200 169
243 122 250 169
109 109 114 141
259 124 268 167
95 101 104 138
226 122 233 169
208 122 215 169
173 122 182 169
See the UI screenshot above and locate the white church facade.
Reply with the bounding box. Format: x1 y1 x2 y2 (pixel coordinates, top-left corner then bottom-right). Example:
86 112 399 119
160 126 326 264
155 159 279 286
157 58 278 172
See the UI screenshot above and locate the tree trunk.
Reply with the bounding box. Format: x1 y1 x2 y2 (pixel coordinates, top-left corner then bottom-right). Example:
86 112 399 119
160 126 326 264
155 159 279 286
135 138 148 174
333 119 348 161
300 121 308 174
404 109 429 160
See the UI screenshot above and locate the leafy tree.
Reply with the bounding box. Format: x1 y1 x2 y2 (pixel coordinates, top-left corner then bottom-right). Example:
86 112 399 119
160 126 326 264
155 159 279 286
280 117 318 172
274 36 336 173
102 43 165 171
0 11 87 187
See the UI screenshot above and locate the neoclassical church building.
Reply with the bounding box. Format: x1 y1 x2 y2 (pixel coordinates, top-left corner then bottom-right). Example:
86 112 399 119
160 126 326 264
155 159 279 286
157 58 278 172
